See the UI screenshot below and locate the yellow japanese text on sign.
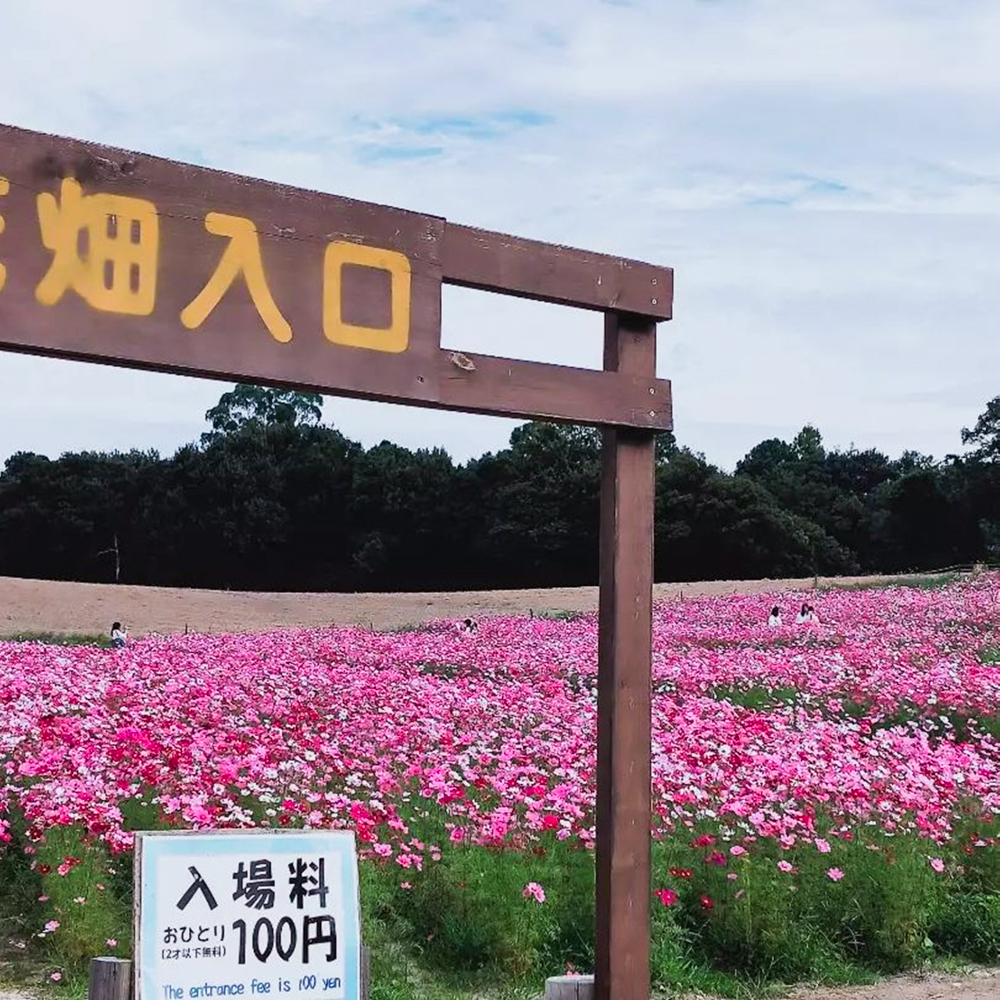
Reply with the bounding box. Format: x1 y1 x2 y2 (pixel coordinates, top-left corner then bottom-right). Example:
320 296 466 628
36 178 159 315
16 177 412 353
181 213 293 344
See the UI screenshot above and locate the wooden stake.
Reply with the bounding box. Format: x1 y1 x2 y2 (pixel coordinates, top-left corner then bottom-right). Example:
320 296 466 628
595 312 656 1000
89 957 131 1000
546 974 595 999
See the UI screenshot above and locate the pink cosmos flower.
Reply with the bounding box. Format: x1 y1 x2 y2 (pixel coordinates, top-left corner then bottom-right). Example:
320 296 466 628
522 881 546 903
929 858 945 873
777 860 795 873
3 571 999 939
50 972 62 982
106 939 118 948
827 868 845 882
44 920 60 933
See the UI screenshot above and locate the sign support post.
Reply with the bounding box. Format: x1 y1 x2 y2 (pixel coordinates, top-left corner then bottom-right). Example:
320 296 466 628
596 313 656 1000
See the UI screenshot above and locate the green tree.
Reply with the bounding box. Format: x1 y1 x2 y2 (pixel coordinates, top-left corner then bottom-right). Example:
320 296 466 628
0 450 158 583
962 396 1000 462
202 383 323 443
655 448 856 581
471 423 602 587
348 442 469 590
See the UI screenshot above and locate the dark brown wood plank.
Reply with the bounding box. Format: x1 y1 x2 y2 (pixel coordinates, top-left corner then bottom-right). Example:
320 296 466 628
0 337 672 430
0 122 445 392
442 223 672 319
595 313 656 1000
432 349 672 429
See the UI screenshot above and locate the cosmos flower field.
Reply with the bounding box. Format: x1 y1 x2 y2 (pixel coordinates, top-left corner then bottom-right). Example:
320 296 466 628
2 574 999 989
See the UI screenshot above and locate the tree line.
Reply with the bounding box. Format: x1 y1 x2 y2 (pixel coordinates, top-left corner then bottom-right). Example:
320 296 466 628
0 384 997 591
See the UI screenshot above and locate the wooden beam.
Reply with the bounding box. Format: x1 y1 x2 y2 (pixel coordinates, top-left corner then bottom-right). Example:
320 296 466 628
595 312 656 1000
431 350 672 429
0 339 672 431
442 223 672 320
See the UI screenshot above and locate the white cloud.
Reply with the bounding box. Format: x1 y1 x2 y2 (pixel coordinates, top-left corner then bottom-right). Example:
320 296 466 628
0 0 998 470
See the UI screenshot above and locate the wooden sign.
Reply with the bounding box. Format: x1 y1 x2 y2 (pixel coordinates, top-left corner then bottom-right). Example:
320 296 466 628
0 123 672 430
2 121 675 1000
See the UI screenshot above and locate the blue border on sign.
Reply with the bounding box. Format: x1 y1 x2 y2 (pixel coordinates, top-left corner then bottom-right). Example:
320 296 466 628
138 832 360 1000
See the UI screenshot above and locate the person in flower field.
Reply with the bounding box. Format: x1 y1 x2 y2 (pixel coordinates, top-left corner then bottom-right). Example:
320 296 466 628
110 622 128 648
795 603 820 625
767 606 782 627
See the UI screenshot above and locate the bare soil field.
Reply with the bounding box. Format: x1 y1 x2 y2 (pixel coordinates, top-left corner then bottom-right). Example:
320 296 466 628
785 968 1000 1000
0 573 917 637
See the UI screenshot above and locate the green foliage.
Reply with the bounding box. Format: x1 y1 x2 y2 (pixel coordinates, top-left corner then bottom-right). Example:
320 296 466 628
655 448 858 582
33 826 132 972
0 632 111 647
930 895 1000 962
1 386 1000 592
0 812 44 949
823 573 961 592
7 814 1000 998
202 384 323 443
961 395 1000 462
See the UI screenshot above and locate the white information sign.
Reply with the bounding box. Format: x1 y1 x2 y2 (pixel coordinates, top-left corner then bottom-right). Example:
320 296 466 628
135 831 361 1000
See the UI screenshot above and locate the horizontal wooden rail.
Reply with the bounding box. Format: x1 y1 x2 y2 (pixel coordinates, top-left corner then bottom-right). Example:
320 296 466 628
442 223 672 319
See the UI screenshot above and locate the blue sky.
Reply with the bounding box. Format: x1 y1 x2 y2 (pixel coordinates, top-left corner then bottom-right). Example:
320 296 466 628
1 0 998 469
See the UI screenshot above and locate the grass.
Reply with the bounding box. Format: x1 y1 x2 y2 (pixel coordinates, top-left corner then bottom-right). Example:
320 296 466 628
0 631 112 647
821 572 963 593
529 610 585 622
5 812 1000 1000
708 683 1000 743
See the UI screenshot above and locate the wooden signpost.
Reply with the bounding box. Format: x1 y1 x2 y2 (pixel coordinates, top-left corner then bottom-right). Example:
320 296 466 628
0 122 674 1000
